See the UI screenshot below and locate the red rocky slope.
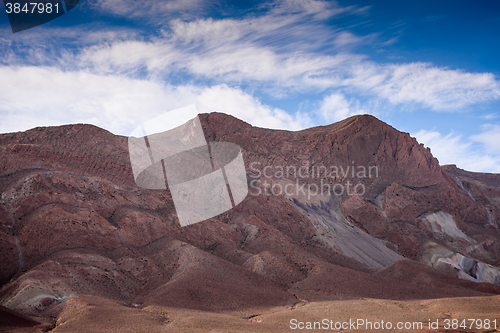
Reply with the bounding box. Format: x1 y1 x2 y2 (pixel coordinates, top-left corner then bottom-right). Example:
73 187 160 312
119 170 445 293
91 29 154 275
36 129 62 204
1 113 499 320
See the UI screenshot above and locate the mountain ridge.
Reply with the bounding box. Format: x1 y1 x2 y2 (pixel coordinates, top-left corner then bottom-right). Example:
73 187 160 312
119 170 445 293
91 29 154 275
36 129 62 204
1 112 500 324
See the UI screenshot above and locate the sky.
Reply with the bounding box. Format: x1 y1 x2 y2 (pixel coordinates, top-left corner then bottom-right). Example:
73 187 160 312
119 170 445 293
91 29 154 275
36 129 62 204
1 0 500 173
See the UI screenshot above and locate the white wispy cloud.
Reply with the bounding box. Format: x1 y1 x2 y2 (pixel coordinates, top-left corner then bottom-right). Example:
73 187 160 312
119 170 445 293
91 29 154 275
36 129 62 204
480 113 498 120
89 0 358 25
4 0 498 112
373 63 500 110
89 0 208 20
413 129 500 173
0 66 184 134
319 92 367 122
470 124 500 155
71 16 500 111
0 66 309 134
196 84 311 130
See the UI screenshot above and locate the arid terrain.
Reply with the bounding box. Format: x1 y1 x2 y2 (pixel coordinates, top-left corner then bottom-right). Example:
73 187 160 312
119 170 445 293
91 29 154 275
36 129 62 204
1 113 500 332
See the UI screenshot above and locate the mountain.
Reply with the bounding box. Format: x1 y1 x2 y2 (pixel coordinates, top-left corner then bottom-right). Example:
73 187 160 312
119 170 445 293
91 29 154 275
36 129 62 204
1 113 499 331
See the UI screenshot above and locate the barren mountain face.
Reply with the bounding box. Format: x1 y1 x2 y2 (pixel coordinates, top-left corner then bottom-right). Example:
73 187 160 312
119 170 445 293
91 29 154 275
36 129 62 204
1 113 499 331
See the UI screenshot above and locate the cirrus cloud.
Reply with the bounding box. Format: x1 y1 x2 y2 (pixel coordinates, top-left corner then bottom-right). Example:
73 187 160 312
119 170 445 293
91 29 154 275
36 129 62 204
413 129 500 173
0 66 309 135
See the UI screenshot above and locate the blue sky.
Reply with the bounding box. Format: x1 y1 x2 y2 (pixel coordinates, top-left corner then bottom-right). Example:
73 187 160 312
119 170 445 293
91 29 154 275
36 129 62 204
1 0 500 172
